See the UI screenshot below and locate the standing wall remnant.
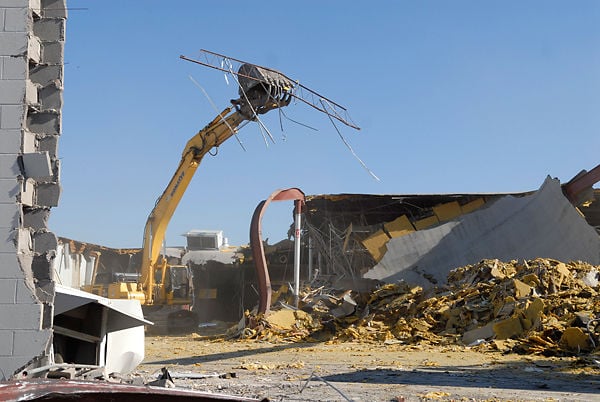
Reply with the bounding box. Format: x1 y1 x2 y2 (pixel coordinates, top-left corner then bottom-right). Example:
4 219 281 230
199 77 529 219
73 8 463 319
0 0 66 380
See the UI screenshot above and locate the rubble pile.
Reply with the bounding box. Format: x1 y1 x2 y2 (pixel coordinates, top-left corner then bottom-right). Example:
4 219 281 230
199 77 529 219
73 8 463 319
236 258 600 355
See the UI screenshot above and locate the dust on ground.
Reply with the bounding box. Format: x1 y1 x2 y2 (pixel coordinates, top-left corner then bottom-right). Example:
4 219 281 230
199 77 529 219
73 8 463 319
137 331 600 402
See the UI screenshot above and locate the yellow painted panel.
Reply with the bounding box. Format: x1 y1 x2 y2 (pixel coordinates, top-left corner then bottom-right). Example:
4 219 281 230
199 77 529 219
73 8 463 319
414 215 439 230
461 198 485 214
433 201 462 221
361 229 389 262
384 215 415 238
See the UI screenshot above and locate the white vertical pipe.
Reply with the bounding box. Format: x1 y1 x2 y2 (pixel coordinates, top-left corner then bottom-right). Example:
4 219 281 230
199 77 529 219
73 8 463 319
293 200 302 306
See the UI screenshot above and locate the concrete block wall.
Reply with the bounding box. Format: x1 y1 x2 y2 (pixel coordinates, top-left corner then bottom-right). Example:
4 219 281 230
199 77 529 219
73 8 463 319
0 0 66 380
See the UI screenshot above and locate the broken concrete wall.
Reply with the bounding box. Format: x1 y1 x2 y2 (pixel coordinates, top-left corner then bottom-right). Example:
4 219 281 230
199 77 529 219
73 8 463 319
0 0 66 380
365 177 600 288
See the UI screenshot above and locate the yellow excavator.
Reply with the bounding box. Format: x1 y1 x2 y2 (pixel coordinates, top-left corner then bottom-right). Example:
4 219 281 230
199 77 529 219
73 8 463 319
101 62 294 331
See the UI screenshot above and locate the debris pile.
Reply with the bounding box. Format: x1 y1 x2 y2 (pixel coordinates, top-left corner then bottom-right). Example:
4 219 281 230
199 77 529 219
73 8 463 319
234 258 600 355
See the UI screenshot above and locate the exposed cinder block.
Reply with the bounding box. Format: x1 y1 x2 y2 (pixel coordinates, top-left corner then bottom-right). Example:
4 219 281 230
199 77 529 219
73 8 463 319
15 278 36 303
31 253 52 280
3 7 29 33
41 41 63 64
35 182 60 207
28 64 62 86
0 129 22 154
33 231 57 254
0 303 42 330
1 56 26 80
41 0 67 19
21 152 52 179
0 203 21 229
26 110 60 134
23 207 49 230
0 32 27 56
12 329 51 356
0 179 19 203
0 154 20 178
0 331 13 356
26 79 38 104
34 280 53 304
33 18 64 41
39 83 62 110
0 81 27 105
0 252 24 279
0 279 17 303
0 105 26 129
38 134 58 158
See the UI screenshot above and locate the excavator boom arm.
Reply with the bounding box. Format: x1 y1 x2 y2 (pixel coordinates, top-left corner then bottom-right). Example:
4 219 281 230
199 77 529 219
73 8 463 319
140 107 246 302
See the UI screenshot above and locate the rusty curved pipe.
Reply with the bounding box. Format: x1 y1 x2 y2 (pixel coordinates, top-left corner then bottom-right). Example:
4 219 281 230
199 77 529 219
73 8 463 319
250 188 305 315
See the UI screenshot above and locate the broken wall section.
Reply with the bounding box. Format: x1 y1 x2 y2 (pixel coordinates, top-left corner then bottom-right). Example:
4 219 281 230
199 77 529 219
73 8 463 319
0 0 67 380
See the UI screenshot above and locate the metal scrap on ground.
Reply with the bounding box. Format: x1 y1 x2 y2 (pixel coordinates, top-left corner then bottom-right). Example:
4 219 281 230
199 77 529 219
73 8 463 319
227 258 600 357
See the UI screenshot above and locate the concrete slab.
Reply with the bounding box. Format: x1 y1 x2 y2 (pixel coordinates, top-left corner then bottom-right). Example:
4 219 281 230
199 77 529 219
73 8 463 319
365 177 600 288
12 329 51 356
0 303 42 330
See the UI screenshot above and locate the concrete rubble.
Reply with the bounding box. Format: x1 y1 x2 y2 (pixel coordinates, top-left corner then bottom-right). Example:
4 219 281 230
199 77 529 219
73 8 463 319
236 257 600 357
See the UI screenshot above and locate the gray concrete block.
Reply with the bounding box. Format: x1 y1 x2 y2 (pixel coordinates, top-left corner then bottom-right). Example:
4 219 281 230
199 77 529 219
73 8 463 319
15 252 33 278
0 303 42 330
3 7 29 33
38 134 58 158
1 56 26 80
0 331 13 356
0 179 19 203
35 182 60 207
0 279 17 303
0 105 26 129
21 152 52 179
33 231 57 254
0 32 27 56
0 252 24 279
0 203 21 229
0 80 26 104
33 18 64 41
26 110 60 134
39 83 62 110
31 253 52 280
42 0 67 19
28 64 62 86
12 329 51 356
0 227 16 253
23 207 49 230
41 41 63 64
34 280 53 304
15 278 36 303
0 154 20 178
0 129 22 154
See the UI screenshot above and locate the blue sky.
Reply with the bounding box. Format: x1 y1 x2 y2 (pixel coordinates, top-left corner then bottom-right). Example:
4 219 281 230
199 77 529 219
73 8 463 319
49 1 600 248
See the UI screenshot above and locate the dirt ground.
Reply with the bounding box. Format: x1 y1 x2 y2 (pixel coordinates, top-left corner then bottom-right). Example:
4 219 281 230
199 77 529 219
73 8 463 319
136 329 600 402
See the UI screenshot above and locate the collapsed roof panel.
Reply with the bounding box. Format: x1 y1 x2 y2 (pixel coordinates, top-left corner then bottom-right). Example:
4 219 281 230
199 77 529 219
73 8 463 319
364 177 600 288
